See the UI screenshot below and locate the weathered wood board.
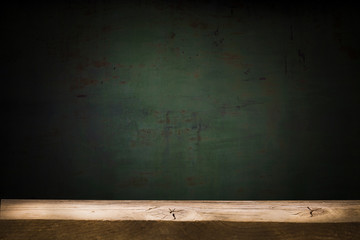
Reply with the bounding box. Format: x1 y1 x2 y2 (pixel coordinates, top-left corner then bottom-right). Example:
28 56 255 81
1 220 360 240
1 199 360 222
1 200 359 240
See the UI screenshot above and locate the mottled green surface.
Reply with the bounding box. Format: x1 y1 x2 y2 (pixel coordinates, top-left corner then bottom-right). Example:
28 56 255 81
2 1 360 199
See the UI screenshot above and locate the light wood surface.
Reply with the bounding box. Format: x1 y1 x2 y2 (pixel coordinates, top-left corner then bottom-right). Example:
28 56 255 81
1 199 360 222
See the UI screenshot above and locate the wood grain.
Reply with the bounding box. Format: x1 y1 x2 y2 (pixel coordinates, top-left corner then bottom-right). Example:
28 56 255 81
1 199 360 222
0 220 359 240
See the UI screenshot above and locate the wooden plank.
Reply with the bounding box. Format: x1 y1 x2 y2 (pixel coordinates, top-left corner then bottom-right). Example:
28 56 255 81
0 220 359 240
1 199 360 222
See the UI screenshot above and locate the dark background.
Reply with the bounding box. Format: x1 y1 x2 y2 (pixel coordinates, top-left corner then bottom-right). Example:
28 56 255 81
1 0 360 200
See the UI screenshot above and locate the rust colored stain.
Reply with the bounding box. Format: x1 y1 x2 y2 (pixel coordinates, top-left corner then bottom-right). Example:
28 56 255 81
220 52 249 69
186 176 204 186
166 111 170 124
197 133 202 142
237 188 244 193
263 81 277 96
222 52 241 61
139 129 153 134
196 124 202 143
136 129 158 146
76 58 111 72
92 58 111 68
112 75 119 79
119 81 127 84
71 78 98 90
171 47 181 56
147 42 168 54
115 63 126 68
130 140 136 148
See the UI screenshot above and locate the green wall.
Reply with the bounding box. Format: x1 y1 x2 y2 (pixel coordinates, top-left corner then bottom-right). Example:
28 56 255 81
2 1 360 199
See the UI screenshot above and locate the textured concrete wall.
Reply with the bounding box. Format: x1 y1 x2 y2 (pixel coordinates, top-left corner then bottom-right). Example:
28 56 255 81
2 1 360 199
